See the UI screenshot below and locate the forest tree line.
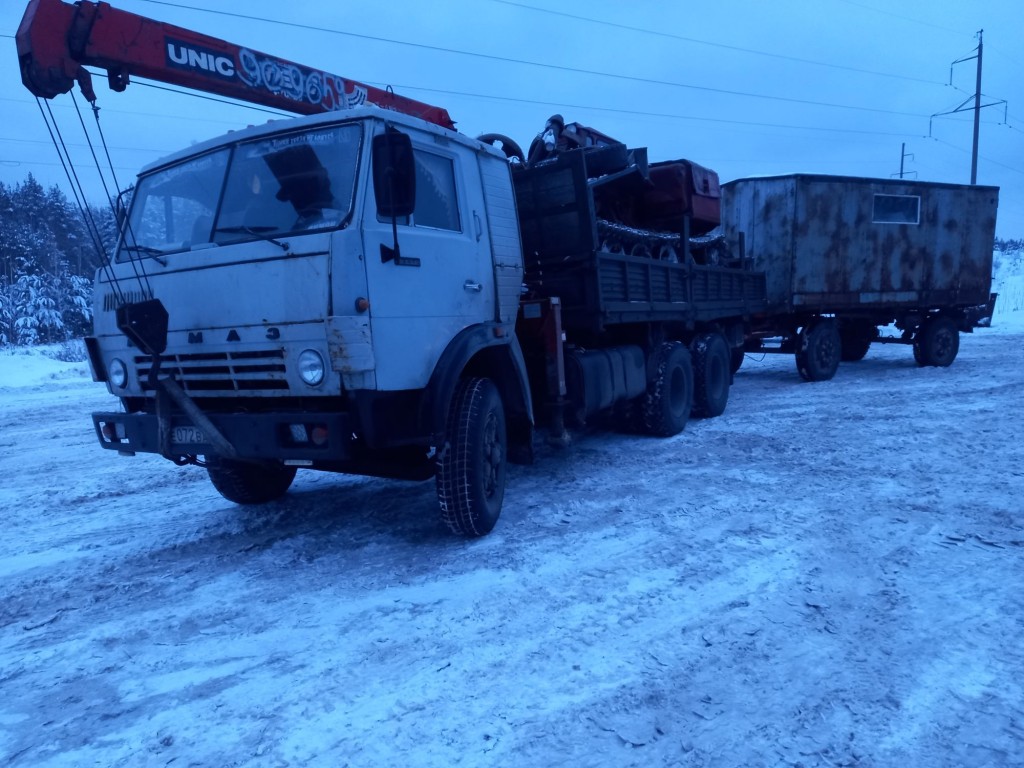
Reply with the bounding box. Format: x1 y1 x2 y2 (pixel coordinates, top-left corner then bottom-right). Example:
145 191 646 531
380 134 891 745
1 172 1022 347
1 174 116 346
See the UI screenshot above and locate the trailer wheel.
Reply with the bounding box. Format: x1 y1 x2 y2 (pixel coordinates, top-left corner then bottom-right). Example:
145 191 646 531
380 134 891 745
206 458 297 505
643 342 694 436
692 332 731 418
436 377 507 537
914 316 959 367
796 319 841 382
839 320 875 362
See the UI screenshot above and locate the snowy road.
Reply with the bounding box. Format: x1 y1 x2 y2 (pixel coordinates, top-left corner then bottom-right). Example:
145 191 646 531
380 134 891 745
1 319 1023 767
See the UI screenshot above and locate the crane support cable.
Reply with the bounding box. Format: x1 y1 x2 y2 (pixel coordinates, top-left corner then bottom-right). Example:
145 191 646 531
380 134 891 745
35 97 126 306
70 92 153 299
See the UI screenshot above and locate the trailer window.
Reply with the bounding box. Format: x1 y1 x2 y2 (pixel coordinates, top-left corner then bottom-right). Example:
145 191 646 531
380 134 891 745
873 194 920 225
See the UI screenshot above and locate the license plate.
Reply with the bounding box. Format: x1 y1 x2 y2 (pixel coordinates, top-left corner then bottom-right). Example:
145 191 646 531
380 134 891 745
172 426 206 444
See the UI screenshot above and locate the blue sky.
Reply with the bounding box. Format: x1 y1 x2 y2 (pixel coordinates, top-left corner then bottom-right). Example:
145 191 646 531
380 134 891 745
3 0 1022 237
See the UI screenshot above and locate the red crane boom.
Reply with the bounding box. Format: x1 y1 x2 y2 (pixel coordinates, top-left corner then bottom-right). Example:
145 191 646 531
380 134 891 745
16 0 455 129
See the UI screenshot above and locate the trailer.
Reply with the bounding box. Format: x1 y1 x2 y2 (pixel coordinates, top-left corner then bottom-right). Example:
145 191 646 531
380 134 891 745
721 174 997 379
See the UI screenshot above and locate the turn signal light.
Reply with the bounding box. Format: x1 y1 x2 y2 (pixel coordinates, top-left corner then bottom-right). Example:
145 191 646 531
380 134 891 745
311 425 329 446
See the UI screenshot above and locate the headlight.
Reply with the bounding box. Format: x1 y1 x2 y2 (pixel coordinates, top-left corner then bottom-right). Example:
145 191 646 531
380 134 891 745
297 349 325 386
109 358 128 389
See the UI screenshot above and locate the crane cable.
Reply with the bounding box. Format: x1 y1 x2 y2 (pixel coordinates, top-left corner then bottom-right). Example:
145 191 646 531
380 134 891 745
70 91 155 302
34 96 127 306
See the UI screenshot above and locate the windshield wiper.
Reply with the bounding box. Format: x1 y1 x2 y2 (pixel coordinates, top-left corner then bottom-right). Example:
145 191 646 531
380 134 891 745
121 244 168 266
214 225 290 253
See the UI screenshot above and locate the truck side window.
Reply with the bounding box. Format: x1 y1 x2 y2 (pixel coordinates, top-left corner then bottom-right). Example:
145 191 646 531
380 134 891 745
413 151 461 231
377 149 461 232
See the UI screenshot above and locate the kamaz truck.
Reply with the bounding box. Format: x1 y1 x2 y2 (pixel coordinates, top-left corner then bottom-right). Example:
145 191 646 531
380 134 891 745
17 0 765 535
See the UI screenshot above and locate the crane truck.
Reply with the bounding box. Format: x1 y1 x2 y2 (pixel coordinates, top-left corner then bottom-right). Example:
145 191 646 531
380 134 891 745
17 0 766 536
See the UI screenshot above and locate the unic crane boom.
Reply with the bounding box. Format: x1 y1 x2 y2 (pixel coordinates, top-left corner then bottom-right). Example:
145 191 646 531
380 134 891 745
16 0 455 129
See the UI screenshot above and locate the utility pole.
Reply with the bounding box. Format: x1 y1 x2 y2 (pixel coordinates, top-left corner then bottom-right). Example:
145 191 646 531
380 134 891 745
892 143 915 180
930 29 1006 186
970 30 983 184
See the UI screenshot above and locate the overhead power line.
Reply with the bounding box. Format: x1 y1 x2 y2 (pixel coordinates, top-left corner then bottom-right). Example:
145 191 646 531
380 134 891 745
101 71 924 142
0 134 170 154
931 137 1024 176
830 0 967 36
129 0 930 119
489 0 945 86
377 81 917 140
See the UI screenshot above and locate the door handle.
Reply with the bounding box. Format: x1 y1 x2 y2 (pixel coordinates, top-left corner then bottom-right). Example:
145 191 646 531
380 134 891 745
473 211 483 242
463 280 483 293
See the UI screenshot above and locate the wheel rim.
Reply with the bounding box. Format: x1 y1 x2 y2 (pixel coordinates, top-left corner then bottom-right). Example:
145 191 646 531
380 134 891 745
815 331 837 369
481 411 502 499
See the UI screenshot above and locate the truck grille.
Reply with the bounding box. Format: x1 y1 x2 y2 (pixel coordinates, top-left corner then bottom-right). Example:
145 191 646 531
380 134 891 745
134 349 289 393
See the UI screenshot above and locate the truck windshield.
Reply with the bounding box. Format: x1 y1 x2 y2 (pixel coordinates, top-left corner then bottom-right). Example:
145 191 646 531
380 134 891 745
118 123 361 260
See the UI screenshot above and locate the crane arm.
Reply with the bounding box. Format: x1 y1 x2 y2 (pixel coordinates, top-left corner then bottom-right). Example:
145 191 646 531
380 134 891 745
16 0 455 129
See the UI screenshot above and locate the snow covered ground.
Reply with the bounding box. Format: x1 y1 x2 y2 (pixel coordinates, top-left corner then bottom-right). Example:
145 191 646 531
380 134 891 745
1 310 1023 767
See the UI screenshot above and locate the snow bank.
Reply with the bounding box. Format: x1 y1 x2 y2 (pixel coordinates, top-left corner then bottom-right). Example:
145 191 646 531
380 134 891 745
0 345 90 389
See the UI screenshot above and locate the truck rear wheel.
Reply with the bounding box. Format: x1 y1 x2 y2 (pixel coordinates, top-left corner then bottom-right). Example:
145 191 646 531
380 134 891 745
914 316 959 367
796 319 841 382
643 342 693 436
436 377 507 537
730 347 745 375
692 332 731 418
206 457 297 505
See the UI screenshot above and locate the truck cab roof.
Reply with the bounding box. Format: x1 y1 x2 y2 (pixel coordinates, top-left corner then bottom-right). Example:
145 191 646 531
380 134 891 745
137 105 504 178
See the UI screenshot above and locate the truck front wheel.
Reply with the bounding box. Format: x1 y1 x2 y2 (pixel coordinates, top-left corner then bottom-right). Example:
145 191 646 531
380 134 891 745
643 342 694 437
206 457 297 505
914 316 959 367
796 320 841 382
436 377 507 537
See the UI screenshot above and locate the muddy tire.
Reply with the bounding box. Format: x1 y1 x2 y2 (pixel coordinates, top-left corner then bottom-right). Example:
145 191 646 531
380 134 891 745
643 342 694 437
206 458 296 505
436 377 507 537
691 332 731 418
839 320 875 362
914 316 959 367
796 319 841 382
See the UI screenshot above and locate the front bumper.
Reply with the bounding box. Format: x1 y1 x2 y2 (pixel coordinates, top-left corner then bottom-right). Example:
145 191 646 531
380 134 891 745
92 410 354 462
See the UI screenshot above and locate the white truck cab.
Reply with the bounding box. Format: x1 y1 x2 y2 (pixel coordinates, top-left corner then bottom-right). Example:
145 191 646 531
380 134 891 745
90 106 533 536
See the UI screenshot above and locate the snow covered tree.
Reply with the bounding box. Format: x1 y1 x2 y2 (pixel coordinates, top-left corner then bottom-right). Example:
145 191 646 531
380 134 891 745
0 174 111 347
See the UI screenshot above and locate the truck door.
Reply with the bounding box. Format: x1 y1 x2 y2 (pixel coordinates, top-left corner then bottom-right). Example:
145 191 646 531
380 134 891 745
362 128 495 391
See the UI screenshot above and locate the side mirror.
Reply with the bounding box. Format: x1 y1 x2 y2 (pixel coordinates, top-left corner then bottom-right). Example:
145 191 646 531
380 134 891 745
372 127 415 218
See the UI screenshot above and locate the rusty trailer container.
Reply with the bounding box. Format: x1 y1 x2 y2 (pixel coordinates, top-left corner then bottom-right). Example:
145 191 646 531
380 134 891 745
722 174 997 312
720 174 998 380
